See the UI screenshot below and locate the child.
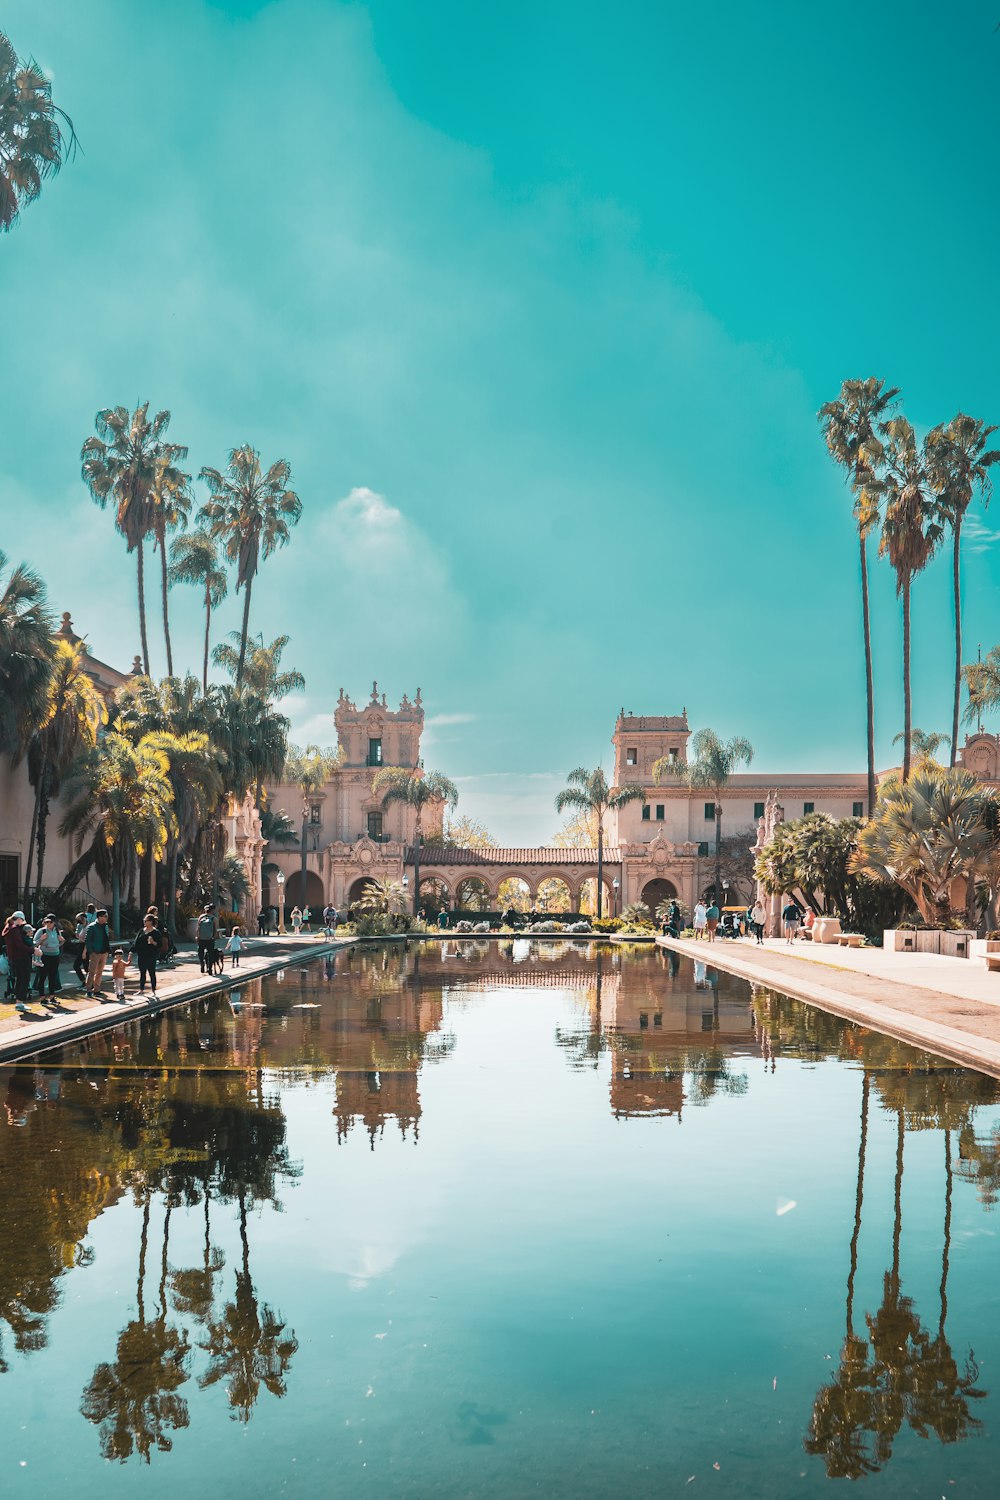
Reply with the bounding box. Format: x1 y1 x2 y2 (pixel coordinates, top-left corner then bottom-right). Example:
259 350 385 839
111 949 127 1003
227 926 243 967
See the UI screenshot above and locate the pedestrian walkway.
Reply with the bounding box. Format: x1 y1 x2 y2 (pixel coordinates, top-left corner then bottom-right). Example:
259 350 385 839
0 933 350 1064
657 934 1000 1080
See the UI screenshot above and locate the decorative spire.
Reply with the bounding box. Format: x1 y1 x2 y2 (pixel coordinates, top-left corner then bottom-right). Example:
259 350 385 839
370 680 380 703
131 655 143 675
415 687 422 705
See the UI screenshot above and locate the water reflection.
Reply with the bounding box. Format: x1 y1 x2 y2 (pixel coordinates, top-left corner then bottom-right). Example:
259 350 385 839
1 941 1000 1485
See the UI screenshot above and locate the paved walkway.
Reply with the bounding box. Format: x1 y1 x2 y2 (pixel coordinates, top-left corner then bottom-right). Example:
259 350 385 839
657 934 1000 1079
0 934 350 1064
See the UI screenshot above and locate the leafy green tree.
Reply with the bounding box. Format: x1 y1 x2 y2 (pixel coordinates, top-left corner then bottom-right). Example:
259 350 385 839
0 31 76 232
819 378 900 816
24 637 107 907
212 631 305 700
428 814 497 849
374 766 460 916
81 404 188 677
874 419 944 781
213 686 289 806
654 729 752 904
554 767 644 919
926 415 1000 765
198 447 302 687
168 531 229 692
0 549 53 766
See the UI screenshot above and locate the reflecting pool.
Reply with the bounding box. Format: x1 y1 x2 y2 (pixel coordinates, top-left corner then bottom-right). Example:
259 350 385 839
3 939 1000 1496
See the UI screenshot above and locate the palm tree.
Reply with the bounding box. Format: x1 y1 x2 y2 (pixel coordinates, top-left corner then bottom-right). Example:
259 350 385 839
81 404 188 677
24 637 107 909
0 31 77 232
0 549 53 765
654 729 753 904
212 632 305 700
819 379 900 816
358 877 410 918
875 418 944 782
148 450 193 678
373 767 459 917
554 767 645 918
198 447 302 686
168 531 229 692
891 727 950 765
212 686 289 806
926 415 1000 766
283 743 339 908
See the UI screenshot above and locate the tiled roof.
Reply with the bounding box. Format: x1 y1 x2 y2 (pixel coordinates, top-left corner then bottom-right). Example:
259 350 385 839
407 845 623 866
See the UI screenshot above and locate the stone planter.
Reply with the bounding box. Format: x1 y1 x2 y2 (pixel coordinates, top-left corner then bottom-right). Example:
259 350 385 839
813 916 842 945
915 929 942 955
884 928 917 952
940 929 975 960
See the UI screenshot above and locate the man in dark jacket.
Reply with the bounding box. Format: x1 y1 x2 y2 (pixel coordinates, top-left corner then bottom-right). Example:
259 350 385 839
196 905 217 972
84 909 112 996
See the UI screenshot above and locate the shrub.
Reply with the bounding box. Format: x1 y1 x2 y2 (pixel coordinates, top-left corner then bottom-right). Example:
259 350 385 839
591 917 622 934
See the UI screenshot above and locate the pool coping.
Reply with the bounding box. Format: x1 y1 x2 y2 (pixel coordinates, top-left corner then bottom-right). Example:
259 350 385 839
657 935 1000 1080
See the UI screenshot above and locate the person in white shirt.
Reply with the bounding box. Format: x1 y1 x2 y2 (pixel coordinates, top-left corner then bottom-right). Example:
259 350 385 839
693 901 708 939
750 901 766 944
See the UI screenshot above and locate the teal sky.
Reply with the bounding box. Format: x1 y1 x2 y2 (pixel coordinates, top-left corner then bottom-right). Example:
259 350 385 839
4 0 1000 841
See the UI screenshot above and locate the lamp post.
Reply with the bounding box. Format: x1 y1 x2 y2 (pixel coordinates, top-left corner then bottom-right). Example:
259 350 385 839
402 874 409 926
612 876 620 918
277 870 286 934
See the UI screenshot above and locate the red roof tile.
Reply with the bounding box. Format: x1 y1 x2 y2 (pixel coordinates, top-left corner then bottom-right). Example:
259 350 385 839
407 846 622 866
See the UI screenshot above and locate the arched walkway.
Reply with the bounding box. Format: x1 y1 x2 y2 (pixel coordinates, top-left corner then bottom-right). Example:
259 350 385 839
497 877 531 912
536 876 573 912
419 877 451 915
641 878 678 914
455 876 492 911
579 877 615 918
347 876 373 907
286 870 325 910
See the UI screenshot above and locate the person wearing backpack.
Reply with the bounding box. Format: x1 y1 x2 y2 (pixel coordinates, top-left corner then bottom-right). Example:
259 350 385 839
196 904 217 973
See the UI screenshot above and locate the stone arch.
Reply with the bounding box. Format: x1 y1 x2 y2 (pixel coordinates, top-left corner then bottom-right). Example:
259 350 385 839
536 876 573 912
418 876 451 914
579 876 616 918
347 875 373 907
496 876 531 912
285 870 324 911
454 876 492 911
641 878 678 915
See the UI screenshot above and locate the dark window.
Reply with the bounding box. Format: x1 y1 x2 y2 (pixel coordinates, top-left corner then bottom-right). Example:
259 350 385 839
366 811 383 841
367 737 383 767
655 805 665 820
704 802 715 821
754 801 765 820
669 748 678 761
698 841 709 857
309 803 321 825
653 1013 663 1028
804 802 814 815
641 805 651 821
639 1012 649 1029
852 801 864 817
0 853 18 914
626 746 637 765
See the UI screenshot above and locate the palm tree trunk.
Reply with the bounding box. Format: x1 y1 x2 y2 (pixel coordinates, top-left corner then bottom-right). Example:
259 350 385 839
597 815 604 918
159 528 174 678
168 844 180 934
203 585 212 693
940 1128 952 1339
860 534 877 812
22 769 41 909
137 1193 151 1325
714 798 723 904
111 864 122 942
846 1070 870 1338
51 844 97 907
34 766 51 907
950 523 962 769
136 539 151 678
902 573 912 782
236 575 254 687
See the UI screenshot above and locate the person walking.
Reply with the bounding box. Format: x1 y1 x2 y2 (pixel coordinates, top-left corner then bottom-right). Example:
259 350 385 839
257 908 268 937
196 905 217 973
131 916 161 995
33 914 64 1001
302 905 311 933
227 926 243 968
705 899 720 943
750 900 766 945
782 898 801 945
84 909 112 997
693 900 707 940
3 912 36 1010
72 911 89 984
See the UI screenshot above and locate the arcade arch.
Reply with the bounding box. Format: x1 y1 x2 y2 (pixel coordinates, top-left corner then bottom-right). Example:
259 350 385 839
455 876 492 911
286 870 324 910
579 877 615 918
497 877 531 912
537 877 573 912
640 878 678 915
418 877 451 915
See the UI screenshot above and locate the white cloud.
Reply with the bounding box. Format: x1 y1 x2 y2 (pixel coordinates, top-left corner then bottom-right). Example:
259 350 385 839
963 516 1000 555
334 486 403 531
425 712 477 727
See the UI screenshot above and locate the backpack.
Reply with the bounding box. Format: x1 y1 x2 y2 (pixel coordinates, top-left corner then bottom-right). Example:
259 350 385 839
197 914 215 940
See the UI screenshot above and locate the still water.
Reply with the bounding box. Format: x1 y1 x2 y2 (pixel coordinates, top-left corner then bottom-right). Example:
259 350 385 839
2 939 1000 1497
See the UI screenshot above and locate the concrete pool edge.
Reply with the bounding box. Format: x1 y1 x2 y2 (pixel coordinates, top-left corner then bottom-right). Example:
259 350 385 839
657 935 1000 1080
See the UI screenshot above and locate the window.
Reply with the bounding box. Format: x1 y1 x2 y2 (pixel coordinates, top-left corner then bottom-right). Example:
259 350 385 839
367 737 383 767
698 841 709 857
366 811 383 841
754 801 765 820
309 803 321 826
641 805 651 821
0 854 18 913
803 802 814 815
852 801 864 817
704 802 715 821
669 748 678 761
653 1012 663 1028
639 1012 649 1029
655 805 665 820
626 746 637 766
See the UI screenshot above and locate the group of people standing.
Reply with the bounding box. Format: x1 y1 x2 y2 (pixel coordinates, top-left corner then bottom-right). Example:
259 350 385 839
2 903 175 1010
685 896 805 945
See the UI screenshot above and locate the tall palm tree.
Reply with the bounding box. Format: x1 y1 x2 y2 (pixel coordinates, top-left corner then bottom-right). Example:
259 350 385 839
0 31 77 232
0 549 53 765
212 686 289 806
373 767 459 916
554 767 645 919
212 632 305 700
925 415 1000 766
891 727 949 765
81 404 188 677
168 531 229 692
875 418 945 781
654 729 753 904
819 378 900 816
148 450 193 678
197 447 302 686
24 637 107 908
